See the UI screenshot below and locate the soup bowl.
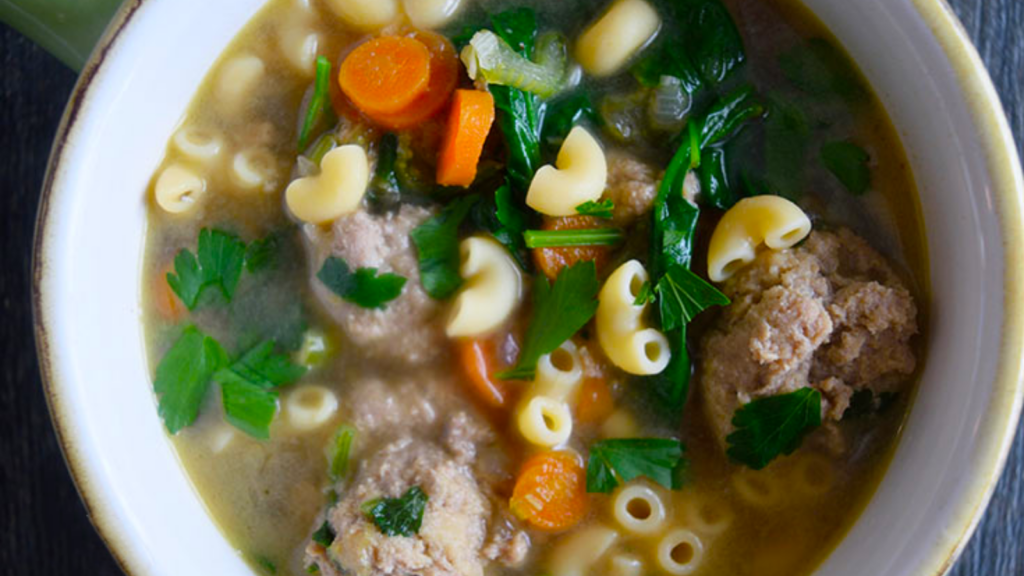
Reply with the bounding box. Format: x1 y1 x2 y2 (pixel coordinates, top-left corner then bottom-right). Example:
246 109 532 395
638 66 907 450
30 0 1023 574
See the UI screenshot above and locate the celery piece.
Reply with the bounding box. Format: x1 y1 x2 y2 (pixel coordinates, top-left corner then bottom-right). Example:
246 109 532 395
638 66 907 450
461 30 566 99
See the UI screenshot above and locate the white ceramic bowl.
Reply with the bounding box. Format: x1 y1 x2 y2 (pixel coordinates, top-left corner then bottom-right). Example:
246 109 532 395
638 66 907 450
32 0 1024 575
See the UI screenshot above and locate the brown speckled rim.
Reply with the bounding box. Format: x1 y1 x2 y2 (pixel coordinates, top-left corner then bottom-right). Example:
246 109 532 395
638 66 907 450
30 1 1024 576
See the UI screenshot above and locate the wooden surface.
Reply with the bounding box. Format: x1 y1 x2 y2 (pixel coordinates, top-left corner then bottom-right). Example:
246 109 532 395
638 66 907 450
0 1 1021 574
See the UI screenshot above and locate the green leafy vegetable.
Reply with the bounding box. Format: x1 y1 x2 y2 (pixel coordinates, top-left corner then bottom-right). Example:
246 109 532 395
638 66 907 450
153 326 229 434
470 183 531 270
490 7 537 57
498 261 600 380
311 521 336 547
462 30 567 98
763 96 811 200
726 388 822 470
245 232 284 274
317 257 406 310
778 38 866 102
698 147 735 210
327 425 356 481
298 55 333 150
655 264 730 332
821 141 871 195
215 340 306 439
524 228 624 248
167 228 248 310
255 556 277 574
410 195 479 300
575 199 615 219
542 92 598 151
367 133 402 212
364 486 429 537
696 86 765 149
586 438 688 493
633 280 655 306
305 133 338 167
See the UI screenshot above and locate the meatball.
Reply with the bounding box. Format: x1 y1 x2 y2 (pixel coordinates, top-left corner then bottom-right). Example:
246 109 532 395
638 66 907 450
602 151 660 225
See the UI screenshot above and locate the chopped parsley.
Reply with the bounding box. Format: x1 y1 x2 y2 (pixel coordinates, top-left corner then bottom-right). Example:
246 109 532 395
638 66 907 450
821 141 871 195
166 228 247 310
410 195 479 300
586 438 689 494
215 340 306 439
497 261 600 380
327 425 356 481
153 326 229 434
244 231 284 274
363 486 429 537
655 264 730 332
574 199 615 219
311 520 336 547
317 256 406 310
726 388 822 470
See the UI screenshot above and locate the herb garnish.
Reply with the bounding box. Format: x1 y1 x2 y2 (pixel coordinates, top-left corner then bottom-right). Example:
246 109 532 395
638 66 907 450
410 195 479 300
297 55 332 150
363 486 429 537
523 228 624 248
821 141 871 195
497 261 600 380
327 425 356 481
575 199 615 219
655 265 730 332
215 340 307 439
311 520 336 547
167 228 247 310
153 326 229 434
726 388 822 470
316 257 406 310
586 438 689 493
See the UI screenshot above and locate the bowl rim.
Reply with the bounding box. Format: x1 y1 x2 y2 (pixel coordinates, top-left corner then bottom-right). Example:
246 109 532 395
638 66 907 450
30 0 1024 575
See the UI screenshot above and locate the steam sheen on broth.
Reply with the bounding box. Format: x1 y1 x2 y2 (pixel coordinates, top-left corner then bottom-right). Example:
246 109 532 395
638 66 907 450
142 0 928 575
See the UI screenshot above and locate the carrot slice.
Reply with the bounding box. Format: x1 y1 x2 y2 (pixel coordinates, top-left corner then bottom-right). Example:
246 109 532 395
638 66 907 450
339 36 432 116
577 377 614 424
437 90 495 187
370 31 459 130
457 337 512 408
153 263 186 323
533 215 613 280
510 451 589 532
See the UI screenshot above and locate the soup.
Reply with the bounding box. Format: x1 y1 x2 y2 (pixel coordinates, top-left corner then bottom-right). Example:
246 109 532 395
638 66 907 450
142 0 928 575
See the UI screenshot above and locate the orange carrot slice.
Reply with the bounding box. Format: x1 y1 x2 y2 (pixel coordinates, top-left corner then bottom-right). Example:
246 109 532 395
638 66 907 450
437 90 495 187
370 31 459 130
153 263 186 323
533 215 613 280
457 337 512 408
510 451 589 532
339 36 432 117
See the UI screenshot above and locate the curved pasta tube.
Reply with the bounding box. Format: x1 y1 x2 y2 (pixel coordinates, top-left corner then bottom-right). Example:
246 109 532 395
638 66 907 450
601 408 639 438
607 553 644 576
707 195 812 282
678 493 733 537
789 452 835 497
596 260 671 375
286 145 370 224
155 164 206 214
172 126 224 163
656 528 705 575
526 126 607 216
325 0 399 30
731 468 784 508
447 236 523 337
231 147 280 193
533 340 584 401
403 0 462 29
548 524 620 576
576 0 660 77
216 54 265 109
207 423 236 454
611 483 668 535
517 395 573 448
284 385 339 431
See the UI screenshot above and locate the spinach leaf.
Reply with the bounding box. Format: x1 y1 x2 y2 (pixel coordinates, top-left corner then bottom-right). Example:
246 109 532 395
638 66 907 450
410 195 480 300
367 133 402 212
764 96 811 200
575 199 615 219
698 147 735 210
153 326 230 434
778 38 866 102
726 388 822 470
364 486 429 537
586 438 688 493
470 181 530 270
542 92 599 152
696 86 765 149
316 257 406 310
821 140 871 195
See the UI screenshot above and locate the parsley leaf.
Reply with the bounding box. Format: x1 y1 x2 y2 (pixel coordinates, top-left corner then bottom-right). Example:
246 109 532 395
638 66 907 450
317 257 406 310
327 425 356 481
364 486 429 537
470 183 530 270
575 199 615 219
311 521 336 547
655 265 730 332
586 438 688 493
633 280 655 306
726 388 822 470
410 195 479 300
245 232 283 274
498 261 600 380
821 141 871 195
153 326 229 434
167 228 247 309
215 340 306 439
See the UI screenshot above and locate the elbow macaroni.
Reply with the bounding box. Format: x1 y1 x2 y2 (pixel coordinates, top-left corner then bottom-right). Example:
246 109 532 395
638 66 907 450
576 0 660 77
517 395 573 447
230 147 280 193
155 164 206 214
731 468 784 508
526 126 607 216
549 524 620 576
596 260 671 375
678 493 733 537
707 195 812 282
284 385 339 431
325 0 398 30
533 340 584 401
216 54 265 110
286 145 370 224
607 554 644 576
656 528 705 575
611 483 668 535
403 0 462 29
447 236 523 337
516 340 584 447
172 126 224 163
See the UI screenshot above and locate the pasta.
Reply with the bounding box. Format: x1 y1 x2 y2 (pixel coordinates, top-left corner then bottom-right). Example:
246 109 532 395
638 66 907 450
575 0 661 77
285 145 370 224
607 553 644 576
601 408 640 438
447 236 524 337
656 528 705 575
230 147 280 193
732 468 785 508
172 126 224 163
325 0 398 30
517 395 573 448
526 126 607 216
284 385 339 431
403 0 462 29
611 483 668 535
596 260 671 375
548 524 620 576
706 195 812 282
216 54 265 109
533 340 584 401
789 452 835 497
277 10 320 75
154 164 206 214
207 423 236 454
678 493 733 537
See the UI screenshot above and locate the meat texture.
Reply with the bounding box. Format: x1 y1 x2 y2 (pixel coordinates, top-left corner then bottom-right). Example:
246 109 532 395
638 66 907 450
306 375 529 576
602 151 660 225
700 229 918 444
304 205 445 365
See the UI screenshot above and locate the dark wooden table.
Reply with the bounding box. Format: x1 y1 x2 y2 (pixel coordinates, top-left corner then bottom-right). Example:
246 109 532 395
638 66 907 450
1 2 1021 574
